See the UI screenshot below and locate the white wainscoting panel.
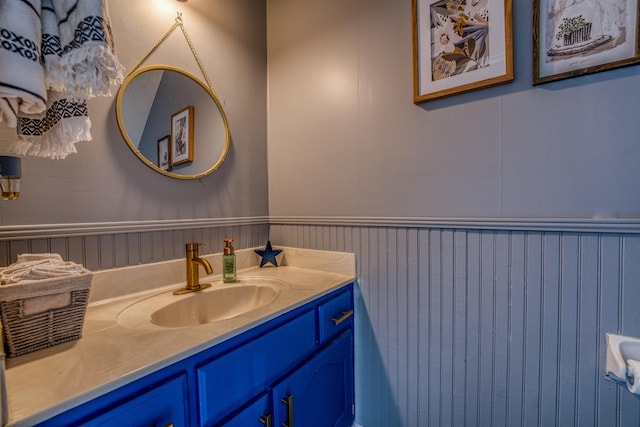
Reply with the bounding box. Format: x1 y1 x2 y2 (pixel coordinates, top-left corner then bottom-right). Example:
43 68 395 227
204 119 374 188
1 217 639 426
0 222 268 271
270 223 640 427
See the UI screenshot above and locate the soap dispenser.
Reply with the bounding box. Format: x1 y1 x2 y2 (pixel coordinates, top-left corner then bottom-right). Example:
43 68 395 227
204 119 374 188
222 238 236 283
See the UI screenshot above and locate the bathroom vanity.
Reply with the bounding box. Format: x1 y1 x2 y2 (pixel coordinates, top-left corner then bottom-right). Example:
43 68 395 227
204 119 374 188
3 247 355 427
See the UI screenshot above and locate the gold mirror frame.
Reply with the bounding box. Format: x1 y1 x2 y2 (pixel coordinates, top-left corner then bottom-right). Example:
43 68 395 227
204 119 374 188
115 65 230 180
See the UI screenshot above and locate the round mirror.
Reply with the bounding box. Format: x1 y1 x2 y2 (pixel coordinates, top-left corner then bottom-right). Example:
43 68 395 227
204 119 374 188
116 65 230 179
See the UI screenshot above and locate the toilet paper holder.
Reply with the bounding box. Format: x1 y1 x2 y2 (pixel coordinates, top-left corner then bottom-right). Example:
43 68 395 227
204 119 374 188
605 333 640 394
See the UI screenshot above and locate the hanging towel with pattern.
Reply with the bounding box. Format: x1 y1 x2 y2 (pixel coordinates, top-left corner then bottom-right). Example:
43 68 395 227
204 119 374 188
0 0 124 159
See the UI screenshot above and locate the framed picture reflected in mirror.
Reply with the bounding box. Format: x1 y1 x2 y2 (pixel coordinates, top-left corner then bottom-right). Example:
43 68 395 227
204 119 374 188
157 135 171 171
171 105 194 166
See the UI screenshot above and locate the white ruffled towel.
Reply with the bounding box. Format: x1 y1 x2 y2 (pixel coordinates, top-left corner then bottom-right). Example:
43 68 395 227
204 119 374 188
0 0 124 159
0 253 83 285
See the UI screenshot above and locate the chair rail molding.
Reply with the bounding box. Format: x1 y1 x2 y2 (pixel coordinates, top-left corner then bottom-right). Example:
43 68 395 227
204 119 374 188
269 216 640 234
0 217 270 241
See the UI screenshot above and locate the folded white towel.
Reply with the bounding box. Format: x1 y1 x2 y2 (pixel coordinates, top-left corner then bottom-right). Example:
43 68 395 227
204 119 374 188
22 262 83 280
0 254 83 284
16 253 63 263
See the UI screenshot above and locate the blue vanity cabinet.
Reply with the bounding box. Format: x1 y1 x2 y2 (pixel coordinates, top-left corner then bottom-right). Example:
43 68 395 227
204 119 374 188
33 283 354 427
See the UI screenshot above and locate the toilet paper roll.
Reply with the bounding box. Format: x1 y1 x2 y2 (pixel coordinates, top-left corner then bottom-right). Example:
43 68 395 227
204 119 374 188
626 360 640 394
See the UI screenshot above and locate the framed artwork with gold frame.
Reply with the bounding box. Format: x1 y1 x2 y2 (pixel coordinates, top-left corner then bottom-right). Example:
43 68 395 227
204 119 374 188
412 0 513 103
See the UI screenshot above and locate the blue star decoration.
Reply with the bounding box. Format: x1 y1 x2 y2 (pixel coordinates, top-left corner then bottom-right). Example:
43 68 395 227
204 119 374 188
255 241 283 267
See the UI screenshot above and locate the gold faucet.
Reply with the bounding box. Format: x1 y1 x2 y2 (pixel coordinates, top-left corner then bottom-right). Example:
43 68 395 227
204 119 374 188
174 242 213 295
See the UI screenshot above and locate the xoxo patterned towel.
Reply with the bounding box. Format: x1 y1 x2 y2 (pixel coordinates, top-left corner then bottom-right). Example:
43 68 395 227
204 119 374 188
0 0 123 159
0 0 47 128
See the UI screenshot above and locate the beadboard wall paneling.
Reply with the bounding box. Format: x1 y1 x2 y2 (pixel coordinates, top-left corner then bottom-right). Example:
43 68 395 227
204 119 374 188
270 224 640 427
0 223 268 270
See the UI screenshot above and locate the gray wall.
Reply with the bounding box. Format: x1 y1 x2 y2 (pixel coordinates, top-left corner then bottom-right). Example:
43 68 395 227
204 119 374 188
267 0 640 219
0 0 269 226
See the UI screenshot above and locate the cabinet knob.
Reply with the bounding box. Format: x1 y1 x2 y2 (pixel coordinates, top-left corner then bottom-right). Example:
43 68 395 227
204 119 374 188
281 395 294 427
331 310 354 325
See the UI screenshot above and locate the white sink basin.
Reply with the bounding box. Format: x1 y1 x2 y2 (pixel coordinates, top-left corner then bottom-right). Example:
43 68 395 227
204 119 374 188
117 277 291 328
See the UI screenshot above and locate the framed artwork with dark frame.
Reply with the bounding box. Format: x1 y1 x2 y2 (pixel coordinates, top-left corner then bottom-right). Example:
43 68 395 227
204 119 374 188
533 0 640 84
170 105 194 166
412 0 514 103
157 135 171 171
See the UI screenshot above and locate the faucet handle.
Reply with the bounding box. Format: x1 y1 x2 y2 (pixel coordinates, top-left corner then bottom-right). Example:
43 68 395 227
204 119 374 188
186 242 205 252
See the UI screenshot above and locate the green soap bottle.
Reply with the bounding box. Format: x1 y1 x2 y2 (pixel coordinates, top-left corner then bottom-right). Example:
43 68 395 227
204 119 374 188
222 238 236 283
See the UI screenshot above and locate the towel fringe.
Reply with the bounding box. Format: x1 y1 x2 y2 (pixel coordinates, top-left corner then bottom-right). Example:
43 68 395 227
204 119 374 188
9 116 92 159
46 44 125 100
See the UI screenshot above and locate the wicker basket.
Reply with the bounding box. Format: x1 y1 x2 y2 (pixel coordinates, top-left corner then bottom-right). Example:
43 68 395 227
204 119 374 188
0 270 92 357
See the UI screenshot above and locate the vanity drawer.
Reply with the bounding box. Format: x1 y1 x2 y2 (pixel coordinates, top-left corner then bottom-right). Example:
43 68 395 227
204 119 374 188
76 375 188 427
197 309 316 426
318 288 354 343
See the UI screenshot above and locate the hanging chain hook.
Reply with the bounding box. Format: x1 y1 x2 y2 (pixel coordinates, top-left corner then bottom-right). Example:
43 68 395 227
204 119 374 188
127 12 217 97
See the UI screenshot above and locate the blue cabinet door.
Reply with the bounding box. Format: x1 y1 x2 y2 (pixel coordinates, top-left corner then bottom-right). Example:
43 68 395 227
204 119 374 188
272 330 354 427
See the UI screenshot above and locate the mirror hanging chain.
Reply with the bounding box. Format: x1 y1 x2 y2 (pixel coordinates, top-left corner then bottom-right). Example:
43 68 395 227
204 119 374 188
129 13 217 98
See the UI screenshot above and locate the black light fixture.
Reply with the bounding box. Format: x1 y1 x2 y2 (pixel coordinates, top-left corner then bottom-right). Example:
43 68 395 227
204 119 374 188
0 156 21 200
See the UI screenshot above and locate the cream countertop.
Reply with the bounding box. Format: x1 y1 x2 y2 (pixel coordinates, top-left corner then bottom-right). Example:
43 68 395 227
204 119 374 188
4 247 356 426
